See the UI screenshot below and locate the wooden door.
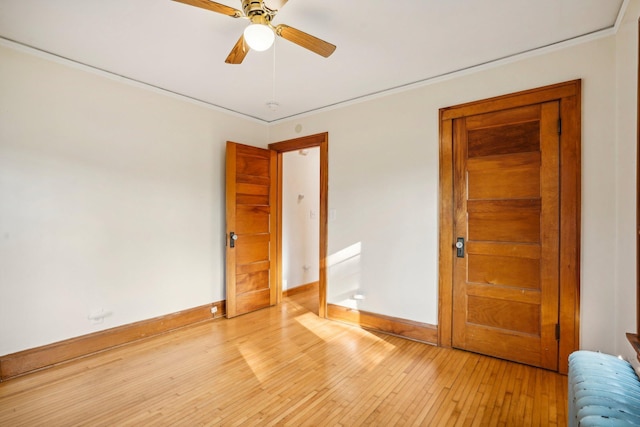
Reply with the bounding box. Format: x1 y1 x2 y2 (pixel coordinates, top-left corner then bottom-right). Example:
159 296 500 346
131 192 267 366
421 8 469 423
451 102 560 370
226 141 277 318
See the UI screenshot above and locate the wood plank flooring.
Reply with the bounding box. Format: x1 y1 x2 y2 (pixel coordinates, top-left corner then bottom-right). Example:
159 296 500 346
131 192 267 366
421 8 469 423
0 290 567 426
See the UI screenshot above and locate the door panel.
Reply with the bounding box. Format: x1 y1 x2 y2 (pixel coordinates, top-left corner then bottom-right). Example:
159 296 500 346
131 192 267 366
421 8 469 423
461 325 542 367
226 142 277 318
467 254 540 289
236 289 271 315
236 239 270 265
237 154 270 176
468 153 541 199
466 296 540 335
237 270 270 294
468 208 541 243
452 102 560 370
236 185 269 205
236 205 270 234
467 121 540 157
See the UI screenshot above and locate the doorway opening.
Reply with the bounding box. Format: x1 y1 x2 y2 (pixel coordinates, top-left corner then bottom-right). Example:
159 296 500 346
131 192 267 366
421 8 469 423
269 133 329 317
280 148 320 299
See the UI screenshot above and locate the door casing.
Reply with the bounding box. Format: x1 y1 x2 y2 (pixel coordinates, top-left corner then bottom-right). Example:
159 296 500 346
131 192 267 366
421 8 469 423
438 81 581 374
269 132 329 317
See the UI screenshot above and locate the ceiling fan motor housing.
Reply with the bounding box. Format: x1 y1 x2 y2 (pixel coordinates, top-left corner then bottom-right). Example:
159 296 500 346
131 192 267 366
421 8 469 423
242 0 274 22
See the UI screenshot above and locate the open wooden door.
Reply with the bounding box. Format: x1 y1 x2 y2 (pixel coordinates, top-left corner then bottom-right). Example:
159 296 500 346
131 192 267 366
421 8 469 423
226 141 277 318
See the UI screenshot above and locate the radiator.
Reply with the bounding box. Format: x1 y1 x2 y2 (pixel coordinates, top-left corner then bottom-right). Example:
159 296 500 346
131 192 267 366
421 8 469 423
568 350 640 426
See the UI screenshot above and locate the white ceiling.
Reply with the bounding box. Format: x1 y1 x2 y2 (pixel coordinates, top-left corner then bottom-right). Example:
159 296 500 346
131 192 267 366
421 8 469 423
0 0 626 123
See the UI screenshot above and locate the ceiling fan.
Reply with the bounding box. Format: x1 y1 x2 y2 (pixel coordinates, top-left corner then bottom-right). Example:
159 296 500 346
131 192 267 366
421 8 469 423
173 0 337 64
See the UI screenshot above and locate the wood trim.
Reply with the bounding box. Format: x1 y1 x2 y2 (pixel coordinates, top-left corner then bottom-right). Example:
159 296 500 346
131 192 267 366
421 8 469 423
225 141 238 318
283 281 319 297
540 101 562 371
558 88 581 374
438 80 581 374
441 80 580 121
628 333 640 363
269 133 327 152
319 139 329 318
275 150 284 305
327 304 438 345
0 301 225 381
268 148 278 307
631 19 640 363
269 132 329 318
438 115 454 348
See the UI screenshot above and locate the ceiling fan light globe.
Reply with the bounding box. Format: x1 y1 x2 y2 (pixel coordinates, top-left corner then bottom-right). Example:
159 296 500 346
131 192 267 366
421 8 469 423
244 24 275 51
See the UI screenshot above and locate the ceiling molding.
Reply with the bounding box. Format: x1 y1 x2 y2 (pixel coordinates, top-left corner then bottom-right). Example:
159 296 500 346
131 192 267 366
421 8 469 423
0 8 623 127
614 0 631 32
266 26 618 125
0 37 268 125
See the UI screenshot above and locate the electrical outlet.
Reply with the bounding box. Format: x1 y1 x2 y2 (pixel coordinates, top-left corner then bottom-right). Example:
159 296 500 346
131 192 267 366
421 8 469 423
211 306 218 315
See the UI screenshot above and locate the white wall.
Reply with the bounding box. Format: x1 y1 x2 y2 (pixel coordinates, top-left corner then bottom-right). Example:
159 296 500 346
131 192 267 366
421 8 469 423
615 0 639 364
282 148 320 290
3 4 637 360
0 44 267 355
270 32 621 353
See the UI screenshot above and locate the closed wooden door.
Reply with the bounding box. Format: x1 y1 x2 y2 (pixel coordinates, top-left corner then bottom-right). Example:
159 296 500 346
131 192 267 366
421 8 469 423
226 141 277 318
452 102 560 370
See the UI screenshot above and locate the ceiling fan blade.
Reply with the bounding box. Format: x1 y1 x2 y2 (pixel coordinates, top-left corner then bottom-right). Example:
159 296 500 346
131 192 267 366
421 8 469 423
225 35 250 64
172 0 243 18
275 24 336 58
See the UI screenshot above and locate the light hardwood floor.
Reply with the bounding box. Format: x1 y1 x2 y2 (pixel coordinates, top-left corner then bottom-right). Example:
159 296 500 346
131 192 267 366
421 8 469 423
0 290 567 426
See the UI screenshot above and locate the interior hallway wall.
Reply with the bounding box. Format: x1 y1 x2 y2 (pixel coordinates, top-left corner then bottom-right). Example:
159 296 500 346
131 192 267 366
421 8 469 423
282 148 320 291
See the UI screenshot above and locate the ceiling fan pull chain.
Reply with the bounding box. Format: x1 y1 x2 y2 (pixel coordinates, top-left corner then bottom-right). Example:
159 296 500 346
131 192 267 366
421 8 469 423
266 41 279 112
272 39 276 101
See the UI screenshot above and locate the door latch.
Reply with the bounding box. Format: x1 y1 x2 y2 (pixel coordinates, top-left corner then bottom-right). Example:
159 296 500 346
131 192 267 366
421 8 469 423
229 232 238 248
455 237 465 258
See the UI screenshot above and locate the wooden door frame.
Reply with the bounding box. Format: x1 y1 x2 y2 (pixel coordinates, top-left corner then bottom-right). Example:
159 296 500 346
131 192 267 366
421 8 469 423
438 81 581 374
269 132 329 318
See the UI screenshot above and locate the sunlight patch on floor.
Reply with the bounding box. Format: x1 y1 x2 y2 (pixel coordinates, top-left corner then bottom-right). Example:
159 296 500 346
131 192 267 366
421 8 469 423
294 311 397 371
292 311 341 341
236 339 276 384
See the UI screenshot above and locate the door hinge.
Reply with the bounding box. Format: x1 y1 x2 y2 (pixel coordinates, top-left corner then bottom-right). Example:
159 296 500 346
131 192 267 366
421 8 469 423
555 323 560 340
557 118 562 135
